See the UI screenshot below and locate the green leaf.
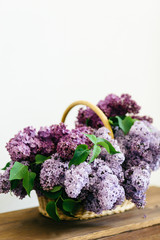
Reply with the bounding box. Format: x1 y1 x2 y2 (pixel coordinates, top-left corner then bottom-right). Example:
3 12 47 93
56 197 76 218
96 138 120 155
9 162 28 181
35 154 51 165
62 199 81 215
1 162 11 170
9 162 36 196
46 201 60 221
43 190 62 200
116 116 136 135
69 144 90 168
11 179 20 190
89 145 101 163
85 118 90 126
22 171 36 196
50 186 62 193
108 119 114 125
109 116 136 135
109 116 119 126
84 134 97 144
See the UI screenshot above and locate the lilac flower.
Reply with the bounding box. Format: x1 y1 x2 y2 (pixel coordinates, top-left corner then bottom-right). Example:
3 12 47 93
96 176 125 211
0 161 29 198
40 153 68 191
64 162 92 198
0 168 11 194
83 159 125 213
115 121 160 171
56 126 94 160
83 193 102 214
72 126 95 147
38 123 69 143
131 115 153 123
89 158 113 181
76 94 141 129
99 139 125 165
6 127 41 162
37 125 57 156
95 127 125 182
11 160 29 199
98 94 141 117
95 127 111 141
6 123 69 163
12 181 27 199
123 165 150 207
38 126 52 139
39 139 55 156
50 123 70 144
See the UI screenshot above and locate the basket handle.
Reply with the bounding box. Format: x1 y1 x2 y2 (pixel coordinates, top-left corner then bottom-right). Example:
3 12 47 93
61 100 114 139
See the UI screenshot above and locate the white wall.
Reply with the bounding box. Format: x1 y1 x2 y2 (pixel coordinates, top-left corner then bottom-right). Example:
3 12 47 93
0 0 160 213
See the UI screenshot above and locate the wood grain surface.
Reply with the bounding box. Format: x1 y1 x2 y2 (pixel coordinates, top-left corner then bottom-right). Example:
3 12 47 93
0 187 160 240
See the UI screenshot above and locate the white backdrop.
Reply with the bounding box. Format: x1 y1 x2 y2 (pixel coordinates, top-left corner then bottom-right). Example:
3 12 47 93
0 0 160 213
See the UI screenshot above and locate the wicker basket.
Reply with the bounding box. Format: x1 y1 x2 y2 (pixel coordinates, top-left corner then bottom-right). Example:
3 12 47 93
38 100 135 220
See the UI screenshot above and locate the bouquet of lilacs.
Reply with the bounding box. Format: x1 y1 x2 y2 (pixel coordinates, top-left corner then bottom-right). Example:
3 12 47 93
0 94 160 221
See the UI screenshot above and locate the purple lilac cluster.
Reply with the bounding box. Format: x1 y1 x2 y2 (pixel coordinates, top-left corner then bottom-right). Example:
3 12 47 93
6 123 69 163
96 127 125 183
0 161 29 199
56 126 94 160
64 162 92 198
40 153 68 191
40 155 125 213
2 101 160 213
124 165 150 207
115 120 160 207
6 127 41 162
76 94 152 129
0 167 11 194
3 123 96 199
115 121 160 171
83 159 125 213
131 115 153 124
39 126 125 213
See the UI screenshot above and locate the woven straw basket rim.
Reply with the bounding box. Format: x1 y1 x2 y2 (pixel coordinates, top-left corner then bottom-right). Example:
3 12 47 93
38 196 135 221
38 100 135 220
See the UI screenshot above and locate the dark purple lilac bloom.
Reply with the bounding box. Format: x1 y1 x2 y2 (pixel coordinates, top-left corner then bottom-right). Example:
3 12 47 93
131 115 153 123
37 123 70 156
76 94 141 129
38 127 55 156
39 139 55 156
50 123 70 144
6 127 41 162
38 123 69 143
98 94 141 117
56 126 94 160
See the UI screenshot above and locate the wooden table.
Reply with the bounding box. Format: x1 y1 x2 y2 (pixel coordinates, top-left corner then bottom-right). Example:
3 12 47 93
0 187 160 240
